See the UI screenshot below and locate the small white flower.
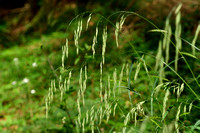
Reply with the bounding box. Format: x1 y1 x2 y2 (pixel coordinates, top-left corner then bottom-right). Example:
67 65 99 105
13 58 18 62
32 62 37 67
12 81 17 85
31 89 36 94
22 78 29 84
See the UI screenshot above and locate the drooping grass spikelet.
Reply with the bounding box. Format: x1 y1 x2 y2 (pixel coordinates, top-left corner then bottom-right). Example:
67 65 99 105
189 101 193 113
53 79 56 92
100 62 103 102
113 68 117 98
74 20 83 55
82 118 85 133
102 26 107 64
192 23 200 55
115 15 126 47
118 63 125 93
115 22 120 47
59 75 64 101
162 89 170 120
175 4 182 71
77 90 81 116
79 68 83 91
105 103 112 123
175 103 182 133
113 102 118 117
134 61 141 81
92 27 98 58
154 83 164 97
155 40 162 71
67 71 72 91
126 63 130 83
99 106 103 125
123 112 130 133
65 38 68 58
86 110 89 124
90 106 95 133
119 15 126 30
83 66 87 92
62 46 66 68
108 75 111 98
177 83 184 101
159 57 165 84
163 18 172 64
64 78 67 91
86 13 92 30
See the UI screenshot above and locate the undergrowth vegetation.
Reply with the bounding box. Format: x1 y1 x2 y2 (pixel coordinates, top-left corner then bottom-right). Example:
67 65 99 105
45 4 200 133
1 1 200 133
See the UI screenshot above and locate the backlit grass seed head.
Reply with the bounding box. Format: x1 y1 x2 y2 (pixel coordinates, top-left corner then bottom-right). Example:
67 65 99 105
78 113 81 126
175 103 182 133
119 15 126 30
102 26 107 64
155 40 162 71
163 18 172 64
154 83 164 97
106 108 112 123
162 89 170 119
62 46 66 68
113 102 118 117
53 80 56 92
115 22 120 47
113 68 117 98
77 90 81 114
82 118 85 133
100 62 103 102
79 68 83 92
115 15 126 47
126 63 129 83
123 112 130 133
175 5 182 71
65 38 68 58
83 66 87 94
159 57 165 84
175 3 182 14
67 71 72 91
108 75 111 98
184 104 187 114
64 79 67 91
99 106 103 125
92 27 98 58
86 13 92 30
136 101 145 115
134 61 141 81
189 102 193 113
177 83 184 102
74 20 82 55
119 64 125 93
192 23 200 55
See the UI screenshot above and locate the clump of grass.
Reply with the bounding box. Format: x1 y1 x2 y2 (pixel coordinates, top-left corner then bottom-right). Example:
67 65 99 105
45 6 200 132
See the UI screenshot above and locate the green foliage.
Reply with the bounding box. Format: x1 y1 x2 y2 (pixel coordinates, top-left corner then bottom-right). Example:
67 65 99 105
1 2 200 133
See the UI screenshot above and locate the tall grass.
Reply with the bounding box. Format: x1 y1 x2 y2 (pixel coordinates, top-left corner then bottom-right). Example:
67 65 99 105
45 4 200 133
